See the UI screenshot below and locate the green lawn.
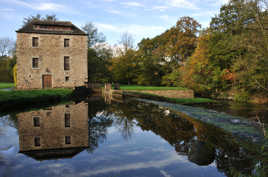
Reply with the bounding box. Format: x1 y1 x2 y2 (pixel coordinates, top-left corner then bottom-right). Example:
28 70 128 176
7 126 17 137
120 85 188 91
166 97 215 104
0 82 14 89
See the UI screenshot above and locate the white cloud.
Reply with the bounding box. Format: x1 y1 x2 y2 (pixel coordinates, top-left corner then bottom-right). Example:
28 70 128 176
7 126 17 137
77 152 188 176
152 5 169 11
206 0 229 6
5 0 69 12
95 23 119 31
192 10 218 17
96 23 166 39
159 15 178 24
219 0 230 4
106 9 136 17
166 0 199 10
95 23 167 45
0 8 15 12
36 3 65 11
107 9 121 15
160 170 173 177
126 150 144 156
0 8 17 20
38 163 75 176
121 1 144 7
160 15 170 21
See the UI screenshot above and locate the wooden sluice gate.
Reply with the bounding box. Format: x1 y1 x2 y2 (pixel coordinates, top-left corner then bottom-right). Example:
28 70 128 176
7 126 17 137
86 83 124 103
102 83 124 104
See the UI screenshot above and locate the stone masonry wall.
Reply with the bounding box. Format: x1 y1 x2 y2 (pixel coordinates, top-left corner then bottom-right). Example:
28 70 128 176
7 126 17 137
16 33 88 89
131 90 194 99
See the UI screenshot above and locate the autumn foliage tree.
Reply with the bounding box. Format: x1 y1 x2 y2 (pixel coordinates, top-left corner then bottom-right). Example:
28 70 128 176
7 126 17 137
181 0 268 99
181 32 211 95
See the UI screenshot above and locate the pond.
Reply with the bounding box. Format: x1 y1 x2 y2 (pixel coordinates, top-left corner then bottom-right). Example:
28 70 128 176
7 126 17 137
0 96 267 177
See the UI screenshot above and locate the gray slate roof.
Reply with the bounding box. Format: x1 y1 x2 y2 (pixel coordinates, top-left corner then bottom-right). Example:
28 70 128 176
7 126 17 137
16 20 87 36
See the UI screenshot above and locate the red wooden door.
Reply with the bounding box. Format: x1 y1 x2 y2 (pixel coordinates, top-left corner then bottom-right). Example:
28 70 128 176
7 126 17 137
42 75 52 88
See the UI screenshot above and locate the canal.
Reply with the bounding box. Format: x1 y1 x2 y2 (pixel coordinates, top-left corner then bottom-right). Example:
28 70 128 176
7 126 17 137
0 95 267 177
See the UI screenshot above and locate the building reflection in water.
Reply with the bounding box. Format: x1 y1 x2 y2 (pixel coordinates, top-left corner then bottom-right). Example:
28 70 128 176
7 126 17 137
17 102 89 160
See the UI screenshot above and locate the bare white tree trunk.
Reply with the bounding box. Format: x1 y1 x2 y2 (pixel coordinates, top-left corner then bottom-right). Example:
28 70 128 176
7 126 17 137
0 38 14 57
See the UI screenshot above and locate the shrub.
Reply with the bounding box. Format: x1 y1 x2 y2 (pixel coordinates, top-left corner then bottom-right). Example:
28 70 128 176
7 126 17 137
234 91 249 103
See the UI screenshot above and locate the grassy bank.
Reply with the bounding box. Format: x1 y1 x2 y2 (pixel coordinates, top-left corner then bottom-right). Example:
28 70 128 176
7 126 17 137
0 89 73 112
166 97 215 104
118 85 214 104
124 91 215 104
0 82 14 89
120 85 188 91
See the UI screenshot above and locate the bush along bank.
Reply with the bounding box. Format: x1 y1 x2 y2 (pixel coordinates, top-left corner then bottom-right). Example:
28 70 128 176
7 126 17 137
0 87 93 113
213 90 268 104
0 89 74 112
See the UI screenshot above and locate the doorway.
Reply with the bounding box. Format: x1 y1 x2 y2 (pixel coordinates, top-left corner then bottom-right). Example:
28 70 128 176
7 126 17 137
42 75 52 88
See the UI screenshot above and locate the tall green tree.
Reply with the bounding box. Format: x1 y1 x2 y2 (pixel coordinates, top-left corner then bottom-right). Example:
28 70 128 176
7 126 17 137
82 23 106 48
110 49 139 85
133 16 201 86
87 44 113 83
173 16 201 63
82 23 111 83
231 0 268 93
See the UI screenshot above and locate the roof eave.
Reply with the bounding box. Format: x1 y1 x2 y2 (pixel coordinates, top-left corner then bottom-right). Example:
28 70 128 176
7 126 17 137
16 31 88 36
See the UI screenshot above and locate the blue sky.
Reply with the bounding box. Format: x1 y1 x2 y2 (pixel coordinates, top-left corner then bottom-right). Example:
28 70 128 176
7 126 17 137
0 0 229 45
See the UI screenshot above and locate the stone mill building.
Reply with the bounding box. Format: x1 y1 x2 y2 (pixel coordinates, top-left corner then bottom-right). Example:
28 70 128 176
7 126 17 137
16 20 88 89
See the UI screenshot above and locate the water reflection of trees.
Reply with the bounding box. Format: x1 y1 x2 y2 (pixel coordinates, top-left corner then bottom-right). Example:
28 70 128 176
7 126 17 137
0 114 17 129
87 112 113 152
87 97 113 152
87 97 135 145
107 100 268 177
114 116 135 140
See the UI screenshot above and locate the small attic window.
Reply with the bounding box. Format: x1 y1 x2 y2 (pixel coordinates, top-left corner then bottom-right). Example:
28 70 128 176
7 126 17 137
35 24 73 31
33 25 38 29
40 25 49 29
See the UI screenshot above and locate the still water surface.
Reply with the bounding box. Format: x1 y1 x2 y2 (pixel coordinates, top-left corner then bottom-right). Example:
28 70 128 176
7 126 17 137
0 96 267 177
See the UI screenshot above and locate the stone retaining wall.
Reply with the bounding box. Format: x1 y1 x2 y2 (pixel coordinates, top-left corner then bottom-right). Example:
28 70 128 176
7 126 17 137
129 90 194 99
